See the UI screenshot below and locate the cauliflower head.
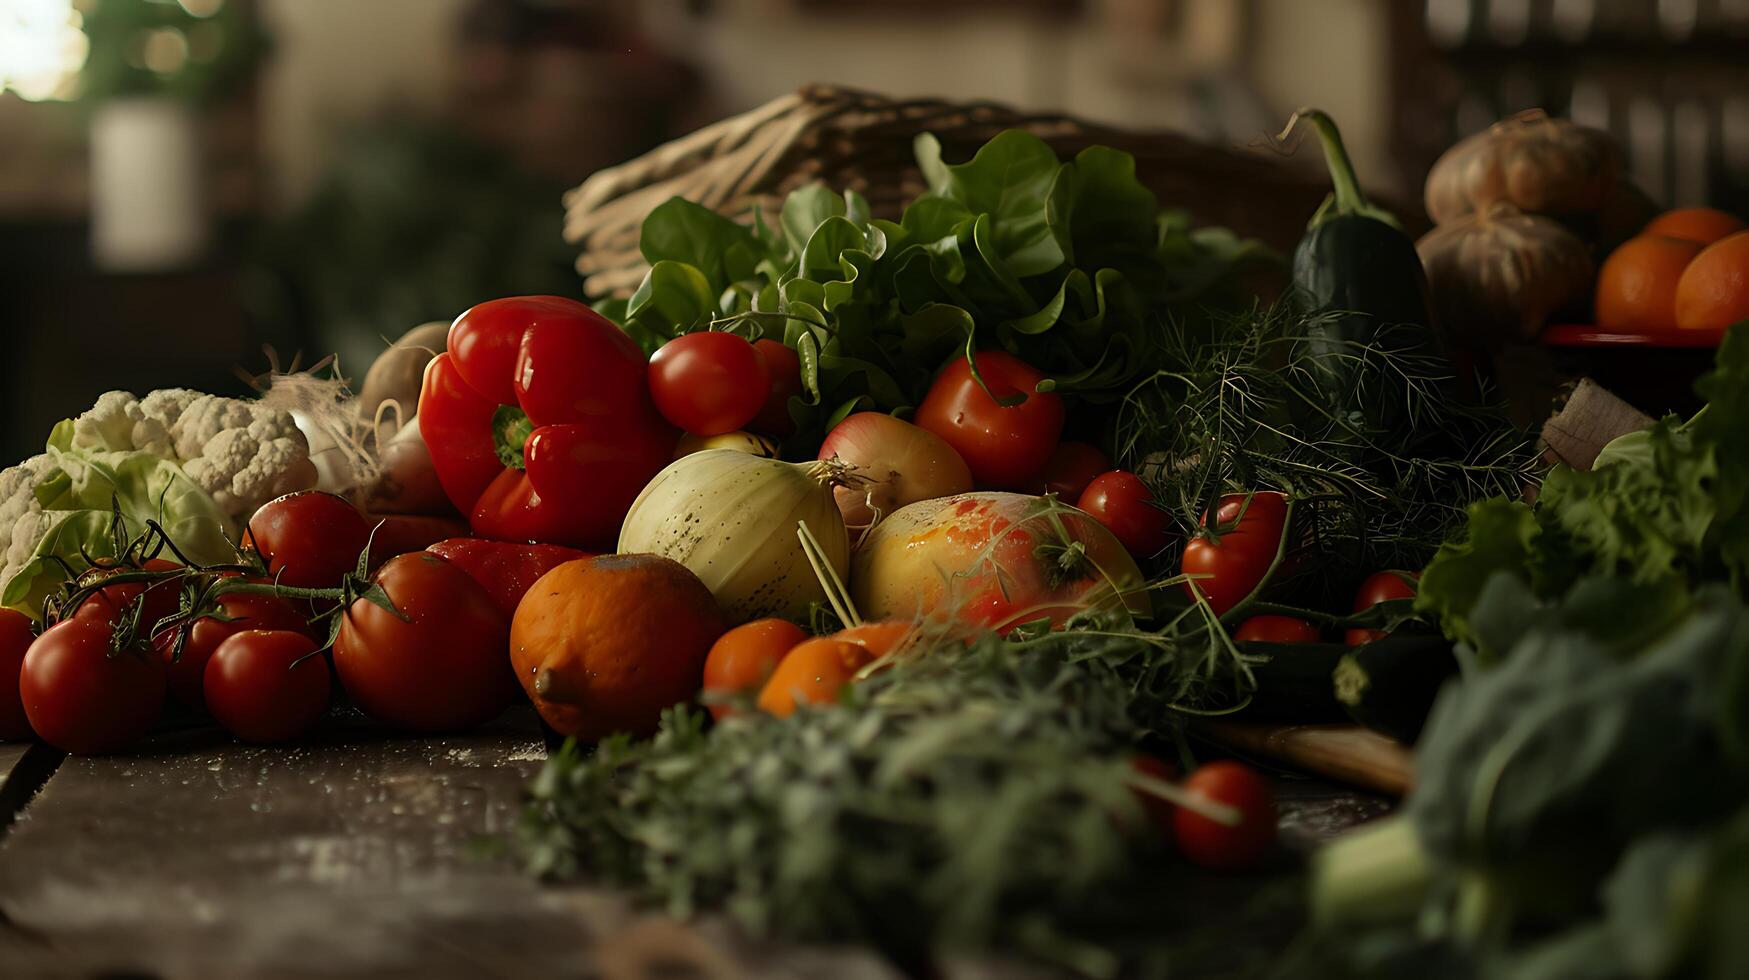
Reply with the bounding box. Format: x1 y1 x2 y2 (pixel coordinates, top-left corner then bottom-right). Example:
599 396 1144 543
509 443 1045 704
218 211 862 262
0 454 63 604
60 389 318 523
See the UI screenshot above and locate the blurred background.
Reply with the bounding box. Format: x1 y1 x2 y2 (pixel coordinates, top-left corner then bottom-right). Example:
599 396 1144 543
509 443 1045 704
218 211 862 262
2 0 1747 460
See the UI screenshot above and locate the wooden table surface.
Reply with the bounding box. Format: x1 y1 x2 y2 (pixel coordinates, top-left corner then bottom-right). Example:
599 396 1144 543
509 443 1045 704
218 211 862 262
0 709 1390 979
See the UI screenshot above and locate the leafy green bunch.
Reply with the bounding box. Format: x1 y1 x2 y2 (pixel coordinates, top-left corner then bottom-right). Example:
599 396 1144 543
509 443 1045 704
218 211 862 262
1418 325 1749 665
514 621 1288 977
1307 326 1749 980
601 130 1274 449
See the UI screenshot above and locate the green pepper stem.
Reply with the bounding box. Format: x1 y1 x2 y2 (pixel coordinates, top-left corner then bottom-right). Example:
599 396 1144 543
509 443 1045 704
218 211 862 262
1285 108 1368 216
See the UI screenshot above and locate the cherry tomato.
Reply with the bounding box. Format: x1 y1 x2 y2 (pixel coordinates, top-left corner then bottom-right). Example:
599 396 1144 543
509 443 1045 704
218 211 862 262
1172 760 1277 872
914 352 1064 490
156 591 314 710
1129 754 1180 839
333 552 515 732
701 618 807 721
1038 441 1110 498
1179 492 1289 615
1077 470 1172 560
204 630 331 743
648 332 771 436
73 558 183 634
749 339 803 437
1345 570 1419 646
1233 615 1321 644
247 491 372 589
20 618 165 754
0 609 36 740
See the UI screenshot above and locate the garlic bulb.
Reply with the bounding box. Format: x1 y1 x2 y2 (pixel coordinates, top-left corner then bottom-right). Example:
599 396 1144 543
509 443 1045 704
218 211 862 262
618 449 852 623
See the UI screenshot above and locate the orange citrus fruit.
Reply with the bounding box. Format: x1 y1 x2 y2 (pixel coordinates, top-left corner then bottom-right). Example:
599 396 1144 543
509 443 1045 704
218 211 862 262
510 554 726 740
1595 235 1704 331
701 618 806 721
757 638 874 717
1642 207 1747 246
1675 231 1749 331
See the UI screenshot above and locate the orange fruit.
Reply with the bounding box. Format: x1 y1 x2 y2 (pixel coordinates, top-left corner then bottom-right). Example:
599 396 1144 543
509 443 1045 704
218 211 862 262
1643 207 1747 246
757 638 874 717
1595 235 1704 331
1675 231 1749 331
831 620 916 658
510 554 726 740
701 618 806 721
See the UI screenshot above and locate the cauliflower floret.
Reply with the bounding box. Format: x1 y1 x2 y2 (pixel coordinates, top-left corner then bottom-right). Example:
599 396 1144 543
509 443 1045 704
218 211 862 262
161 394 318 521
0 454 63 602
65 390 175 458
60 389 317 525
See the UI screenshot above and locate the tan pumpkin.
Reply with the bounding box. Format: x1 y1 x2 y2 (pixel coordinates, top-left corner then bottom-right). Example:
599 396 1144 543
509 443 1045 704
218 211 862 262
1417 203 1596 344
1425 110 1620 224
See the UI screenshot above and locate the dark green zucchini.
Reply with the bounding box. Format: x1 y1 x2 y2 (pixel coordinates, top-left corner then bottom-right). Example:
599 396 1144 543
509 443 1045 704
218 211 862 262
1237 630 1458 743
1334 634 1459 744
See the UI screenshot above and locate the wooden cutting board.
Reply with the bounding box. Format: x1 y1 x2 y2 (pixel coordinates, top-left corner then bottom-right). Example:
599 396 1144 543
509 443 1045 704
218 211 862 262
1200 721 1414 796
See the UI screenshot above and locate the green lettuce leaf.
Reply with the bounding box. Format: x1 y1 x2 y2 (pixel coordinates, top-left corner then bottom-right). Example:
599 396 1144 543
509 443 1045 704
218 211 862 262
2 447 236 617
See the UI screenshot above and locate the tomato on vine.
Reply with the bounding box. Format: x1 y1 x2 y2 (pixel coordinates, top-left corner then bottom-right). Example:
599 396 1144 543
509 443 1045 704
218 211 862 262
1172 760 1277 871
1077 470 1171 559
1233 615 1320 644
332 553 515 733
1179 492 1290 616
204 630 331 744
0 609 36 740
246 491 372 589
649 332 770 436
20 618 165 754
156 591 314 710
1345 570 1419 645
749 339 803 437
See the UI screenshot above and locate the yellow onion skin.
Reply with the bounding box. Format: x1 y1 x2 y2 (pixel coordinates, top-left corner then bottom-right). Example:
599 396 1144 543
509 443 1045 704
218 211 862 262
619 450 850 623
817 412 973 530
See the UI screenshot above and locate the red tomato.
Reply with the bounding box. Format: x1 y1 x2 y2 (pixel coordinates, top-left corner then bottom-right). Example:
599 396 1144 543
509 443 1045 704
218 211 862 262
702 618 807 721
1234 615 1321 644
648 332 771 436
1129 754 1180 840
1077 470 1171 560
247 491 372 589
1179 492 1290 615
156 591 314 710
1172 760 1277 872
749 339 803 437
1344 570 1419 646
333 552 515 732
73 558 183 634
914 352 1064 490
0 609 35 740
1038 441 1110 499
20 618 165 754
204 630 331 743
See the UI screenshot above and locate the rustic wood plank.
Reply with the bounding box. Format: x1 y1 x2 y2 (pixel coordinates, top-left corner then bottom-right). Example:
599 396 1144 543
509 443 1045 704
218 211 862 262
0 741 62 841
1202 722 1414 796
0 709 902 979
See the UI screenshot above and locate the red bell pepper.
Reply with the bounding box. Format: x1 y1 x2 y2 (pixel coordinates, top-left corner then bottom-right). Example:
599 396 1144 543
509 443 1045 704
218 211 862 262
419 297 677 549
426 538 590 621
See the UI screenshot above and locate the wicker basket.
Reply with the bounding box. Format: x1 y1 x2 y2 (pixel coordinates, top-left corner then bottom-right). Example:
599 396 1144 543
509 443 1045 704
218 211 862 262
564 84 1338 300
